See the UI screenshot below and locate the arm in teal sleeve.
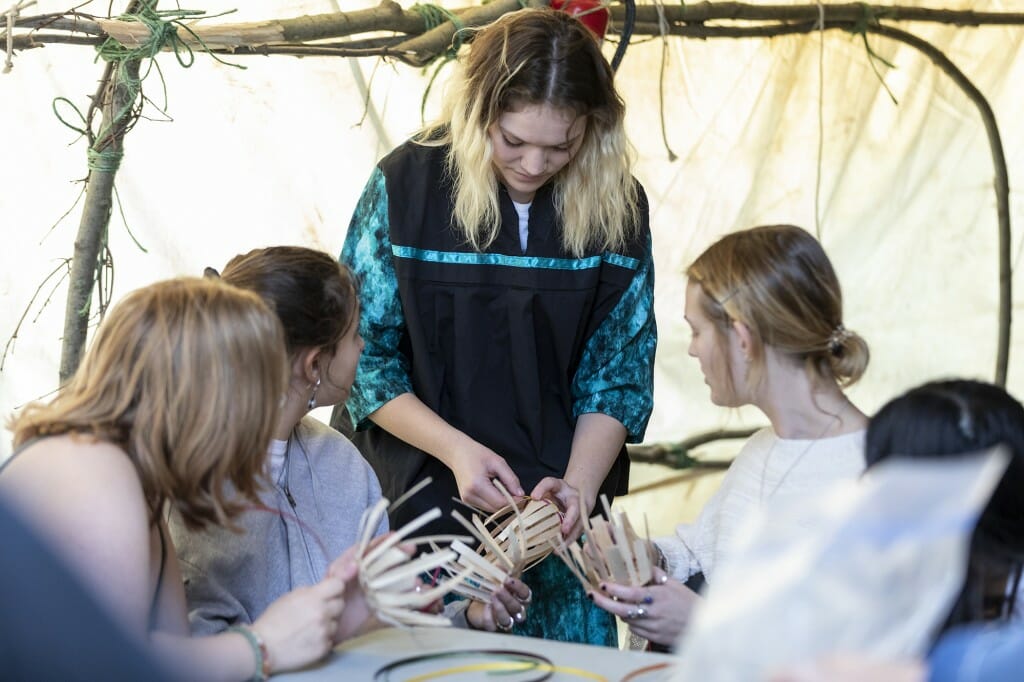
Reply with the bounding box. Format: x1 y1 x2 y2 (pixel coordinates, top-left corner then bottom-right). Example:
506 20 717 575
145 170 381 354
572 228 657 443
341 166 412 430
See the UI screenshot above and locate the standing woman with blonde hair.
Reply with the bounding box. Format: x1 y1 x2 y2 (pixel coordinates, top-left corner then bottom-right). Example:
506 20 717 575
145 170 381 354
2 278 350 680
338 7 656 645
592 224 869 649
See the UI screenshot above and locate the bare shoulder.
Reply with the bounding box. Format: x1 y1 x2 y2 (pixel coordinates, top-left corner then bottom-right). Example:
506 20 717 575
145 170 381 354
3 433 142 494
1 434 149 537
1 433 156 630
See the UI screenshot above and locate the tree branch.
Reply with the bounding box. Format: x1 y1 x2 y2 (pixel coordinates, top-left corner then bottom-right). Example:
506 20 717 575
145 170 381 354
9 3 1024 65
610 3 1024 27
58 1 147 383
628 428 758 468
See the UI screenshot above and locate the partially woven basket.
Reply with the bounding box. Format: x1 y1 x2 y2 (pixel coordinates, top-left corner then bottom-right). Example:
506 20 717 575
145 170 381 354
553 496 658 590
443 483 564 602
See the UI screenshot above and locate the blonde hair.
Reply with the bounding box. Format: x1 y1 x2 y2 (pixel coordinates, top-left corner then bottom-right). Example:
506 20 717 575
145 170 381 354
10 277 288 531
687 225 869 393
419 7 639 257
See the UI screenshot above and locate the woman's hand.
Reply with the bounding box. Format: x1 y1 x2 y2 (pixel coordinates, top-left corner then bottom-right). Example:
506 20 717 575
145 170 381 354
466 578 533 633
588 567 699 647
367 395 523 512
530 477 583 540
327 554 379 643
326 534 415 643
252 575 347 674
448 440 524 511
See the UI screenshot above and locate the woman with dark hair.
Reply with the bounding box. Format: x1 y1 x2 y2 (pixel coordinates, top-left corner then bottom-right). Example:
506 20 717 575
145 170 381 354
865 379 1024 629
171 247 529 638
770 380 1024 682
339 7 656 645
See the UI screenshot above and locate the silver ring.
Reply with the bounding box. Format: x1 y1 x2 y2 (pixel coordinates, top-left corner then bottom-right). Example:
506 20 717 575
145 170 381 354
514 610 526 623
636 606 647 619
497 616 514 632
519 588 533 605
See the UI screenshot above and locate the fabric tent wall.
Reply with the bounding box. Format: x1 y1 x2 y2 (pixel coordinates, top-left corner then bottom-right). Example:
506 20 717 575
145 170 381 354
2 0 1023 526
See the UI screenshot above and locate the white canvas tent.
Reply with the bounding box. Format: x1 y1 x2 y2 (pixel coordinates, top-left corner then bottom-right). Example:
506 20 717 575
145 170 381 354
2 0 1023 531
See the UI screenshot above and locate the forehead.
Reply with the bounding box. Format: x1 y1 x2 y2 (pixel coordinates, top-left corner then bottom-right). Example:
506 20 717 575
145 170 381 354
496 104 585 146
684 280 706 318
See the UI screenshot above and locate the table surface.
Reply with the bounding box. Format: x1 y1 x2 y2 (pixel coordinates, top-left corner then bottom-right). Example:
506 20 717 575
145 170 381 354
273 626 676 681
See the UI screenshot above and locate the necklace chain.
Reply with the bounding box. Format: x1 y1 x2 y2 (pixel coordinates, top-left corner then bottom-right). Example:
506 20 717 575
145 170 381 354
758 421 836 503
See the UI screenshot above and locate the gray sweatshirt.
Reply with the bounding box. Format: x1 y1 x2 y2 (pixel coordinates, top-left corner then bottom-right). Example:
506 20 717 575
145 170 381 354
168 416 388 634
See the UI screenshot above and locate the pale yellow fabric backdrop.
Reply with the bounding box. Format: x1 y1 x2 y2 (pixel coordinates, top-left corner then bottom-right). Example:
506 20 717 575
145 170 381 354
2 1 1023 538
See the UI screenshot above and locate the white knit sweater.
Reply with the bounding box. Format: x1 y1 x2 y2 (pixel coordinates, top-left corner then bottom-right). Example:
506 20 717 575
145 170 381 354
655 427 866 583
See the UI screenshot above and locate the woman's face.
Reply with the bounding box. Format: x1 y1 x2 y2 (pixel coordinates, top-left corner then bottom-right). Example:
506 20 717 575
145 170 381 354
685 281 743 407
316 306 364 407
488 104 586 203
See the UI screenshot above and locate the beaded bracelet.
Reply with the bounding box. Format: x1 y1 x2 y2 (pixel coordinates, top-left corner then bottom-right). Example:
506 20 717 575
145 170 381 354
228 625 271 682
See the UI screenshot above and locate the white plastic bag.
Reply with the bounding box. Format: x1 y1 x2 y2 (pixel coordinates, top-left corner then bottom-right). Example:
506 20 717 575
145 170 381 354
671 448 1009 681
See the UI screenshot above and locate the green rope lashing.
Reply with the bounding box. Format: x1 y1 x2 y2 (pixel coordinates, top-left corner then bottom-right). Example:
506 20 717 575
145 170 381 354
95 1 244 70
412 4 469 121
848 2 899 105
412 3 467 60
87 147 124 173
73 2 246 164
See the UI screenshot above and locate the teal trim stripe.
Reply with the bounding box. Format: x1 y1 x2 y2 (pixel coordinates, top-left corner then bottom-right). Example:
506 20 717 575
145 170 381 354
392 246 640 271
602 252 640 270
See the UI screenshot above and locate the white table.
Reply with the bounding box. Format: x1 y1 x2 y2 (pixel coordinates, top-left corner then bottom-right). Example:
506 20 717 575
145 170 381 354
274 626 676 681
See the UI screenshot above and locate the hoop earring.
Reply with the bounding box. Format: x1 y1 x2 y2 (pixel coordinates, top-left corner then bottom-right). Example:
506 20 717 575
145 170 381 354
307 376 321 411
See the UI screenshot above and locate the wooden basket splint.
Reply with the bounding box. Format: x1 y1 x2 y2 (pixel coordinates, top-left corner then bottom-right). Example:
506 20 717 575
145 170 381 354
553 496 658 590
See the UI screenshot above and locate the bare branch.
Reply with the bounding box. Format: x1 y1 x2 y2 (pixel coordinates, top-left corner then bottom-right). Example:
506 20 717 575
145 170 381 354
628 428 759 468
612 3 1024 27
2 259 71 372
7 3 1024 67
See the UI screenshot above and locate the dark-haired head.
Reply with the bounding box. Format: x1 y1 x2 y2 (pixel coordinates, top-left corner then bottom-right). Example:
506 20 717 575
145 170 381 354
866 379 1024 627
219 246 358 360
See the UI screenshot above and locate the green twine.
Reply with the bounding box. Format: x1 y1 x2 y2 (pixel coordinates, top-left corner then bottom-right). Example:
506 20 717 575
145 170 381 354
56 1 247 153
49 1 249 259
95 2 245 71
412 3 467 59
848 3 899 105
52 96 89 138
420 56 453 123
86 147 124 173
412 4 468 121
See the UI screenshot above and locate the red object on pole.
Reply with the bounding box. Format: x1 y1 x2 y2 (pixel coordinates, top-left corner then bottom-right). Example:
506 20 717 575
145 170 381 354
550 0 610 41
